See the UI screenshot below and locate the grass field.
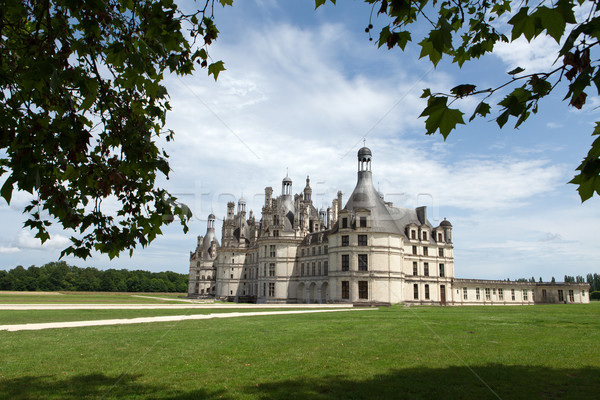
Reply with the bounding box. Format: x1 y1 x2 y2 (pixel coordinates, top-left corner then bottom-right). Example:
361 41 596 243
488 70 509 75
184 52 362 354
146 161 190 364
0 291 188 304
0 296 598 399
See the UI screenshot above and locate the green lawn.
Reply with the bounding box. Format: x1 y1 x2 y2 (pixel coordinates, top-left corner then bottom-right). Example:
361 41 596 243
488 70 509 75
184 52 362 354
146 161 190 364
0 308 331 325
0 291 188 304
1 303 598 399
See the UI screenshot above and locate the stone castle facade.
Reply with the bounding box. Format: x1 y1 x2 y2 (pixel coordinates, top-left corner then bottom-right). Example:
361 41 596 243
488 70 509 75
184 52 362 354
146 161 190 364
189 147 589 305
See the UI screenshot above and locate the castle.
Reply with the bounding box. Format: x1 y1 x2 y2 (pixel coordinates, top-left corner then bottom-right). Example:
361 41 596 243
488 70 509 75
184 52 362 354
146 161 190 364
188 147 589 305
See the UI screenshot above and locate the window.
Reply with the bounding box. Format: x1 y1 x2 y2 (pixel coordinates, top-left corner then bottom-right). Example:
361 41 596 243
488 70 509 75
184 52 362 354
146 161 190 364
269 282 275 297
342 218 348 228
360 216 367 228
273 230 279 237
438 233 443 242
301 248 305 257
542 289 547 299
342 235 349 247
312 262 316 276
424 262 429 276
358 235 367 246
558 290 564 302
569 290 574 302
463 287 468 300
358 254 368 271
439 264 445 277
273 215 279 225
425 284 430 299
324 261 328 276
485 288 491 300
493 288 496 295
476 288 481 300
411 230 416 240
301 263 304 276
318 246 322 255
422 231 428 241
269 245 276 257
523 289 528 301
423 246 428 256
438 248 444 257
269 263 275 276
413 284 419 300
412 245 417 255
511 289 516 301
342 255 350 271
358 281 368 299
230 274 233 279
318 262 321 276
341 281 349 299
498 288 504 300
324 245 328 254
413 261 418 276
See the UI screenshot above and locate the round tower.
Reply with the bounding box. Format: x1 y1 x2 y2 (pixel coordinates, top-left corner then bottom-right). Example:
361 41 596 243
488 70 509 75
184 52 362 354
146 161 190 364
282 174 292 196
358 146 372 172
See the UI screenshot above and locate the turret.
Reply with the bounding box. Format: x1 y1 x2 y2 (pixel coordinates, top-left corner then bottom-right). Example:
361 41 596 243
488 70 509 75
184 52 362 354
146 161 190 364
282 175 292 196
440 218 453 243
238 196 246 217
304 176 312 202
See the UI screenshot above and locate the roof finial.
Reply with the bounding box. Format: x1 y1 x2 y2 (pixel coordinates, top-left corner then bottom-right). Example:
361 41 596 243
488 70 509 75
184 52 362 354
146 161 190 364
363 138 366 147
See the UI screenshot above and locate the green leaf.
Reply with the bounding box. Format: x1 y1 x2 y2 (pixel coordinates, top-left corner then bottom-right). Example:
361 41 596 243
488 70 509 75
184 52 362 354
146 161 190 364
508 7 536 41
469 101 491 122
1 176 14 204
418 96 465 138
378 26 391 48
208 61 226 81
315 0 327 8
535 6 567 43
508 67 525 75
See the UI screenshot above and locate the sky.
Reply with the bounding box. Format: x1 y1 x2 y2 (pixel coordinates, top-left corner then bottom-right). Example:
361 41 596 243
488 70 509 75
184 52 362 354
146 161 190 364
1 0 599 281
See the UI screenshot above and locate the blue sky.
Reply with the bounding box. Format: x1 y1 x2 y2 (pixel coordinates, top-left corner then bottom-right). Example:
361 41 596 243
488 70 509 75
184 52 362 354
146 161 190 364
1 0 599 281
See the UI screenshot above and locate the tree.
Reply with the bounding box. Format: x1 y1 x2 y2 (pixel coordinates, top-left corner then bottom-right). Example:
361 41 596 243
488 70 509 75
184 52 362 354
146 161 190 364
1 0 231 259
316 0 600 201
4 0 599 261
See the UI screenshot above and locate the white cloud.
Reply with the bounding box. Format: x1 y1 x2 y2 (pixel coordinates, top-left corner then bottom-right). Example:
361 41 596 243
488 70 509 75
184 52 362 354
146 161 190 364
0 246 21 254
16 230 71 251
494 36 561 72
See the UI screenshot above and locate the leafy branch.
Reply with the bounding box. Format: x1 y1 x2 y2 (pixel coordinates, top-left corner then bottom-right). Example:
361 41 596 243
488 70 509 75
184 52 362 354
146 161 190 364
316 0 600 201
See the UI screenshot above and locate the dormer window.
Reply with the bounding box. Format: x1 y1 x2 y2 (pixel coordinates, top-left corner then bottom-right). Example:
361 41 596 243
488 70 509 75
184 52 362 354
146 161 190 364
422 231 428 241
359 216 367 228
438 232 443 242
411 230 416 240
342 218 348 228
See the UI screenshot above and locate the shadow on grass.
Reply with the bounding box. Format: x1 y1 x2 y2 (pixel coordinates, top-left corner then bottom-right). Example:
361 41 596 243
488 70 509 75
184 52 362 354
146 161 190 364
242 365 600 400
1 366 598 399
0 373 225 400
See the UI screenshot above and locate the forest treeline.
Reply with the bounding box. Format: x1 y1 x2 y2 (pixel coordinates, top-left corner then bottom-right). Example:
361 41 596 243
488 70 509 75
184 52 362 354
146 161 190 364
0 262 188 293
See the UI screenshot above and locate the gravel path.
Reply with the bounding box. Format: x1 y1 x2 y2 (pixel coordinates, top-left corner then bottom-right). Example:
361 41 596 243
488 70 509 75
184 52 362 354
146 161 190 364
0 308 373 332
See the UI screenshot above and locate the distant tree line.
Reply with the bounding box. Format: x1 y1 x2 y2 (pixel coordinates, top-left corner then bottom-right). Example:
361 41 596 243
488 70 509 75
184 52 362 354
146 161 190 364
0 262 188 293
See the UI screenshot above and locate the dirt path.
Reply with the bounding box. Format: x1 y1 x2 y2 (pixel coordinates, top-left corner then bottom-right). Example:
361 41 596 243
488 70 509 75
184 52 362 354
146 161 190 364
0 308 373 332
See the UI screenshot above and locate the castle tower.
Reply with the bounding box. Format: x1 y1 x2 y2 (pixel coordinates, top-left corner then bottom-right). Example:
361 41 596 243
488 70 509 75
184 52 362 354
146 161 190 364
282 175 292 196
304 176 312 202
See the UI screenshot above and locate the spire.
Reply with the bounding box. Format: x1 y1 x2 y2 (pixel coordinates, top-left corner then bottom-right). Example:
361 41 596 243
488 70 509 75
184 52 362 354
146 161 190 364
304 175 312 202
